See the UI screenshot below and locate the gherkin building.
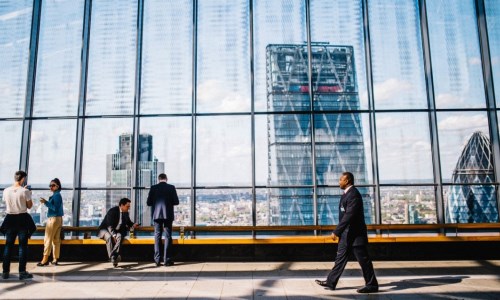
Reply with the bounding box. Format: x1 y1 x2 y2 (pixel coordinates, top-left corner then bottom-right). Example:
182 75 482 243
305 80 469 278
446 131 499 223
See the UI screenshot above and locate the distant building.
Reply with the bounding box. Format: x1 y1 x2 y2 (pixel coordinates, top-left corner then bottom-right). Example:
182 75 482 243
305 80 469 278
446 131 499 223
406 204 420 224
106 133 164 224
266 43 371 225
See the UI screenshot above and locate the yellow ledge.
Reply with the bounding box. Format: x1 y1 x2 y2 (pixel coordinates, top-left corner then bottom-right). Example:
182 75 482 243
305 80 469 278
1 235 500 245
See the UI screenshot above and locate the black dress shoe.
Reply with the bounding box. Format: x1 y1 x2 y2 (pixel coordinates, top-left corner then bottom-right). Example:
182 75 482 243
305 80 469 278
356 286 379 293
19 271 33 280
37 261 49 267
155 262 161 267
315 279 335 290
164 260 174 267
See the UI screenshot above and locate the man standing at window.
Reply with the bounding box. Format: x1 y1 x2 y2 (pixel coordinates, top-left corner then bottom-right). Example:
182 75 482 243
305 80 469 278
1 171 35 280
147 173 179 267
98 198 139 267
315 172 378 293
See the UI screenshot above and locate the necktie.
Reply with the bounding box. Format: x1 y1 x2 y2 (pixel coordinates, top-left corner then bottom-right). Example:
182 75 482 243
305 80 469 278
116 211 123 231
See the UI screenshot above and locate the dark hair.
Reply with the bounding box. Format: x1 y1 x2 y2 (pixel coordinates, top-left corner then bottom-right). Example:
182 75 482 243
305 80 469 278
158 173 167 180
51 178 62 191
14 170 28 182
342 172 355 185
119 198 131 206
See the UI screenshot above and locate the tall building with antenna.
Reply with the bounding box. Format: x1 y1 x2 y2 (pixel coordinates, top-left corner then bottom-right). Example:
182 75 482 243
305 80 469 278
106 133 164 224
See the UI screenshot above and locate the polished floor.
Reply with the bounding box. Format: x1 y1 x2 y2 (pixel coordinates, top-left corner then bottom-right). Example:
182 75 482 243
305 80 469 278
0 260 499 299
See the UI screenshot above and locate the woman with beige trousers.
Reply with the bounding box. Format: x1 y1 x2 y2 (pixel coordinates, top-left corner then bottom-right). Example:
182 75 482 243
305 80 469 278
37 178 64 266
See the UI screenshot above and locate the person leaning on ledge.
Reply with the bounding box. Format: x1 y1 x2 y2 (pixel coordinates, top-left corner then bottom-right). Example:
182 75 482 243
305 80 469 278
147 173 179 267
0 170 36 280
97 198 139 267
315 172 379 294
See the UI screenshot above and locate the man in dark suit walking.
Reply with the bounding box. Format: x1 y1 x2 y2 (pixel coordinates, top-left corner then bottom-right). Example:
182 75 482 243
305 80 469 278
315 172 378 293
147 173 179 266
98 198 139 267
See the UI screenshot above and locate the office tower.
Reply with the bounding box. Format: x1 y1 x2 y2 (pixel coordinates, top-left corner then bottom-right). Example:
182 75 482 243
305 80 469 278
106 133 164 224
447 131 499 223
266 44 371 225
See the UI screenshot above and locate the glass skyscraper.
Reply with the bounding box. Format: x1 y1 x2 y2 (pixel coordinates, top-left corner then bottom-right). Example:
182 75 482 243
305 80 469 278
107 133 164 224
447 132 499 223
266 44 371 225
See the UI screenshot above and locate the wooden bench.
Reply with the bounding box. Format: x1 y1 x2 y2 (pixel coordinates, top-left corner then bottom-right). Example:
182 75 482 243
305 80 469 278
1 223 499 245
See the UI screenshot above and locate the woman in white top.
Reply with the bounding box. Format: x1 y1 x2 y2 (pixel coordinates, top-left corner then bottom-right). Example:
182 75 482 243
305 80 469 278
1 171 35 280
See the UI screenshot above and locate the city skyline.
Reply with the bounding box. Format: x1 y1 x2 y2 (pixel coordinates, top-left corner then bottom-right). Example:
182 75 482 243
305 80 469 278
1 0 500 227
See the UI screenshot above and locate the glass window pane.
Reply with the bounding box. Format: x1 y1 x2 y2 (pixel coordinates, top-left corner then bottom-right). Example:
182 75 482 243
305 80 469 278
318 187 374 225
30 190 73 226
33 0 84 117
253 0 307 112
256 114 312 186
315 113 372 185
376 113 433 183
437 112 490 184
81 118 133 189
485 0 500 107
0 0 32 118
79 190 131 226
196 116 251 186
368 0 427 109
196 0 250 113
0 121 22 188
427 0 486 108
141 0 192 114
139 117 191 187
28 119 77 188
381 186 437 224
86 0 137 115
256 188 313 226
138 188 191 227
445 184 498 223
196 189 251 226
310 0 368 110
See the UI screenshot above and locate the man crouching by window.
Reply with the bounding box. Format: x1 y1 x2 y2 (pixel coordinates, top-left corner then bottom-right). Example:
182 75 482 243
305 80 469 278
97 198 139 267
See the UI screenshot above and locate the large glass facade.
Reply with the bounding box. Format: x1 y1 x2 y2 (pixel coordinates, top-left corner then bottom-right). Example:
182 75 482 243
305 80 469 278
1 0 499 229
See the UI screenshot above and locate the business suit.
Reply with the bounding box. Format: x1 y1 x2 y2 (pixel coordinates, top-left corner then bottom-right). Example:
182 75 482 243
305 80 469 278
147 181 179 265
98 206 134 260
326 185 378 289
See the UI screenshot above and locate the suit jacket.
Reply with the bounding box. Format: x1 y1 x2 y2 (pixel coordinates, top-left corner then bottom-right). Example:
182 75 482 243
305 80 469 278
98 206 134 236
333 186 368 246
147 182 179 221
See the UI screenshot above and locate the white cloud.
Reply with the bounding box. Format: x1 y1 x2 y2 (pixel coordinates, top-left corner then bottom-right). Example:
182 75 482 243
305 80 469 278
373 78 413 103
375 116 393 129
375 115 410 129
197 79 250 112
436 93 464 107
438 114 488 131
468 57 481 65
0 7 31 22
412 140 431 152
30 129 47 143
